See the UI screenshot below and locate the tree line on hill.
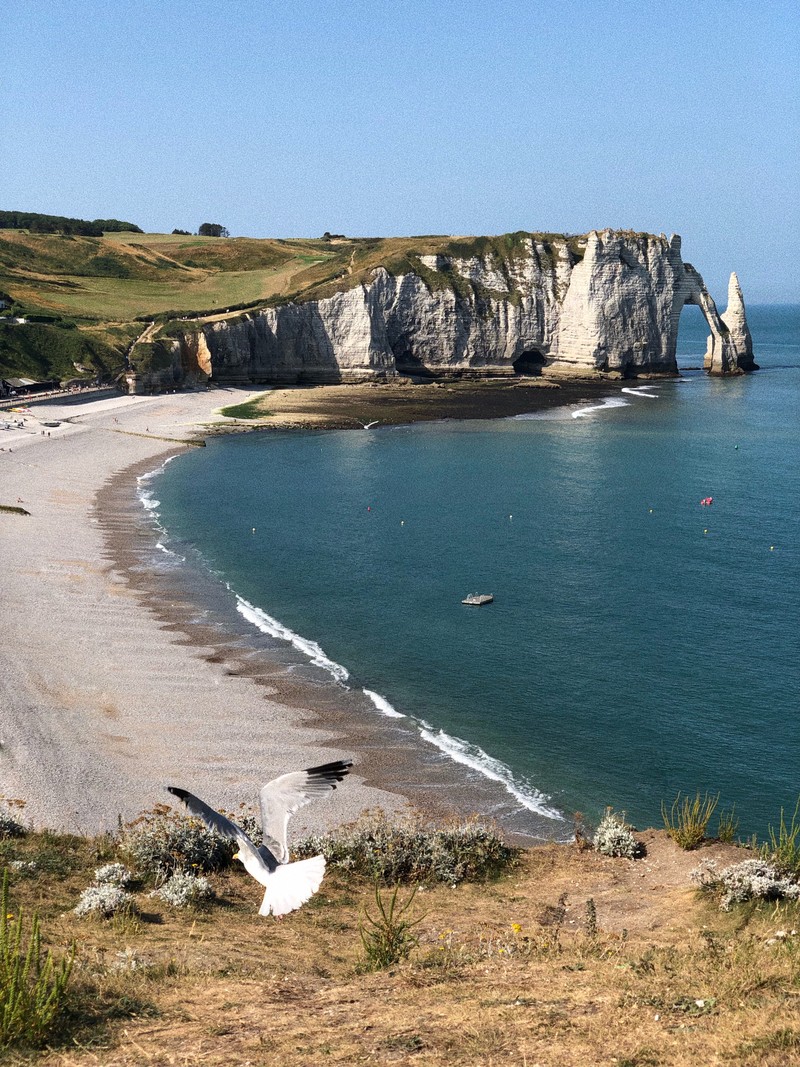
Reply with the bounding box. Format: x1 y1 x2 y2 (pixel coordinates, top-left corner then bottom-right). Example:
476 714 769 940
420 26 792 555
0 211 142 236
2 212 235 239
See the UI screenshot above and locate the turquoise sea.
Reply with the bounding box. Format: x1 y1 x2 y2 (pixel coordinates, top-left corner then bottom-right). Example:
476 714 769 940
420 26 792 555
147 305 799 839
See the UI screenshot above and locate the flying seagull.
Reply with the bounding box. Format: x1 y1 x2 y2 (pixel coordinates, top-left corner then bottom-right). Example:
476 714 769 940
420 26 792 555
167 759 352 916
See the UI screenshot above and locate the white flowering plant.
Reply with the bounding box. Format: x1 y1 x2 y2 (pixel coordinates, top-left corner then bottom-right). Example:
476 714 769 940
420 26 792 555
93 863 134 886
74 883 137 919
593 810 643 859
692 858 800 911
152 871 214 909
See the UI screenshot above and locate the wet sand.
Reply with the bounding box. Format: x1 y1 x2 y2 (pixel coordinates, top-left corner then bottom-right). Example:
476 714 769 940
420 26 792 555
206 376 622 431
0 380 615 837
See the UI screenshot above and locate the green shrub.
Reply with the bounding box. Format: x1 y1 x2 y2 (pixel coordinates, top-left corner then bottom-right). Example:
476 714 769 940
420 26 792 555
121 805 234 881
661 792 719 850
0 870 74 1047
0 811 26 839
763 799 800 875
717 805 739 844
23 833 81 878
293 814 517 885
359 884 423 971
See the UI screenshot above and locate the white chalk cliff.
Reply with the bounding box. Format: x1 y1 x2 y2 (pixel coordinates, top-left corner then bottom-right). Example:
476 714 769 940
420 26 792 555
155 230 756 389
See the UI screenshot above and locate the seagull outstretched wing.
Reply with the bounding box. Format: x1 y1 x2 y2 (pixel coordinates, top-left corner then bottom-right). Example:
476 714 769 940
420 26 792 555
166 786 264 865
258 760 353 864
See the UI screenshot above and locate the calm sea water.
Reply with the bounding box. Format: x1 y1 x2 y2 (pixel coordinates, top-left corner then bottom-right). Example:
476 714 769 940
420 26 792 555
150 305 799 837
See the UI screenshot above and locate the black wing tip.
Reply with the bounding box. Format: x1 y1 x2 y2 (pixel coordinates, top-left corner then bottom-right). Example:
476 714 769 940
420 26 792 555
305 759 353 784
166 786 189 801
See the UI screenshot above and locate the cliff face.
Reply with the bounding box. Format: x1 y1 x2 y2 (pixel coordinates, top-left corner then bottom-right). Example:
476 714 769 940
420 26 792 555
149 230 754 391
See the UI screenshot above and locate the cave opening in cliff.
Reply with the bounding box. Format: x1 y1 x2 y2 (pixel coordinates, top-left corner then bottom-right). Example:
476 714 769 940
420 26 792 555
513 349 546 376
676 303 709 371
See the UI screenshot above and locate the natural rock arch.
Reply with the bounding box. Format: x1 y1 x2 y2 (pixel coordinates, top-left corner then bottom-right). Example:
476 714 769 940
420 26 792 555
549 232 755 378
678 266 756 375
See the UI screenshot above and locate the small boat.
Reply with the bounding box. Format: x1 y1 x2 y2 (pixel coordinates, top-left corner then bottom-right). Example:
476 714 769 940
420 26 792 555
461 593 494 606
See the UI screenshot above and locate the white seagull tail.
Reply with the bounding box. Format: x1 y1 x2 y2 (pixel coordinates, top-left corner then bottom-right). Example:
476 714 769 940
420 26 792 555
259 854 327 917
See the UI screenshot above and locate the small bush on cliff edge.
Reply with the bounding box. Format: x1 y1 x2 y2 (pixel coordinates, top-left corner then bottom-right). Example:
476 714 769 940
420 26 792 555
293 813 518 886
121 805 234 881
593 810 643 859
662 791 719 850
359 883 424 971
762 798 800 876
692 858 800 911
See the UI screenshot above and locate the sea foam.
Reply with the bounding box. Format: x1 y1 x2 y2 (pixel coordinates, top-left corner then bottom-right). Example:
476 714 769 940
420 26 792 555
571 397 630 418
136 456 183 559
418 724 564 820
364 689 562 819
621 387 659 399
363 689 406 718
235 595 350 684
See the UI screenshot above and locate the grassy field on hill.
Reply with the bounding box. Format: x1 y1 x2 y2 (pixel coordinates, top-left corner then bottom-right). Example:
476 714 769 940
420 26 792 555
3 805 800 1066
0 227 584 384
0 231 338 321
0 230 342 381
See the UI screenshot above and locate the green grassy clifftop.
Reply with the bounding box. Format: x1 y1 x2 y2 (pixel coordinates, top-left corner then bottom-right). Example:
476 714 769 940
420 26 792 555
0 228 599 384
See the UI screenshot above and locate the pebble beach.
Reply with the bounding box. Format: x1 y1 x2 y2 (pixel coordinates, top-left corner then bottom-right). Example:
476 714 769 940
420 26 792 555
0 388 414 833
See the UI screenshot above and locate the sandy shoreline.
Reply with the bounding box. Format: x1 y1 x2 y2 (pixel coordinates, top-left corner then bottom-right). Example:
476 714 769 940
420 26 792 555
0 380 613 838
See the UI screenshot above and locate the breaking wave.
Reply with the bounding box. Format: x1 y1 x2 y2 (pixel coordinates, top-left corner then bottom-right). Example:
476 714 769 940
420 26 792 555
571 397 630 418
235 595 350 684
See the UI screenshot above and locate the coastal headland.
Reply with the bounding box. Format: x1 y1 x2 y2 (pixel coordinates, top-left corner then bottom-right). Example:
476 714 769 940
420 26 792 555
1 228 755 401
1 379 619 837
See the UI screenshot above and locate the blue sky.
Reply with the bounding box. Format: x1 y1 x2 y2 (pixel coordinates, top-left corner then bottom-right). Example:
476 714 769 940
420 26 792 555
1 0 798 301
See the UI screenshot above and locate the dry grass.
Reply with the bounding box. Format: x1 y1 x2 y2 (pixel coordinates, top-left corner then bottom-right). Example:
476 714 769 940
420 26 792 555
3 827 800 1065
